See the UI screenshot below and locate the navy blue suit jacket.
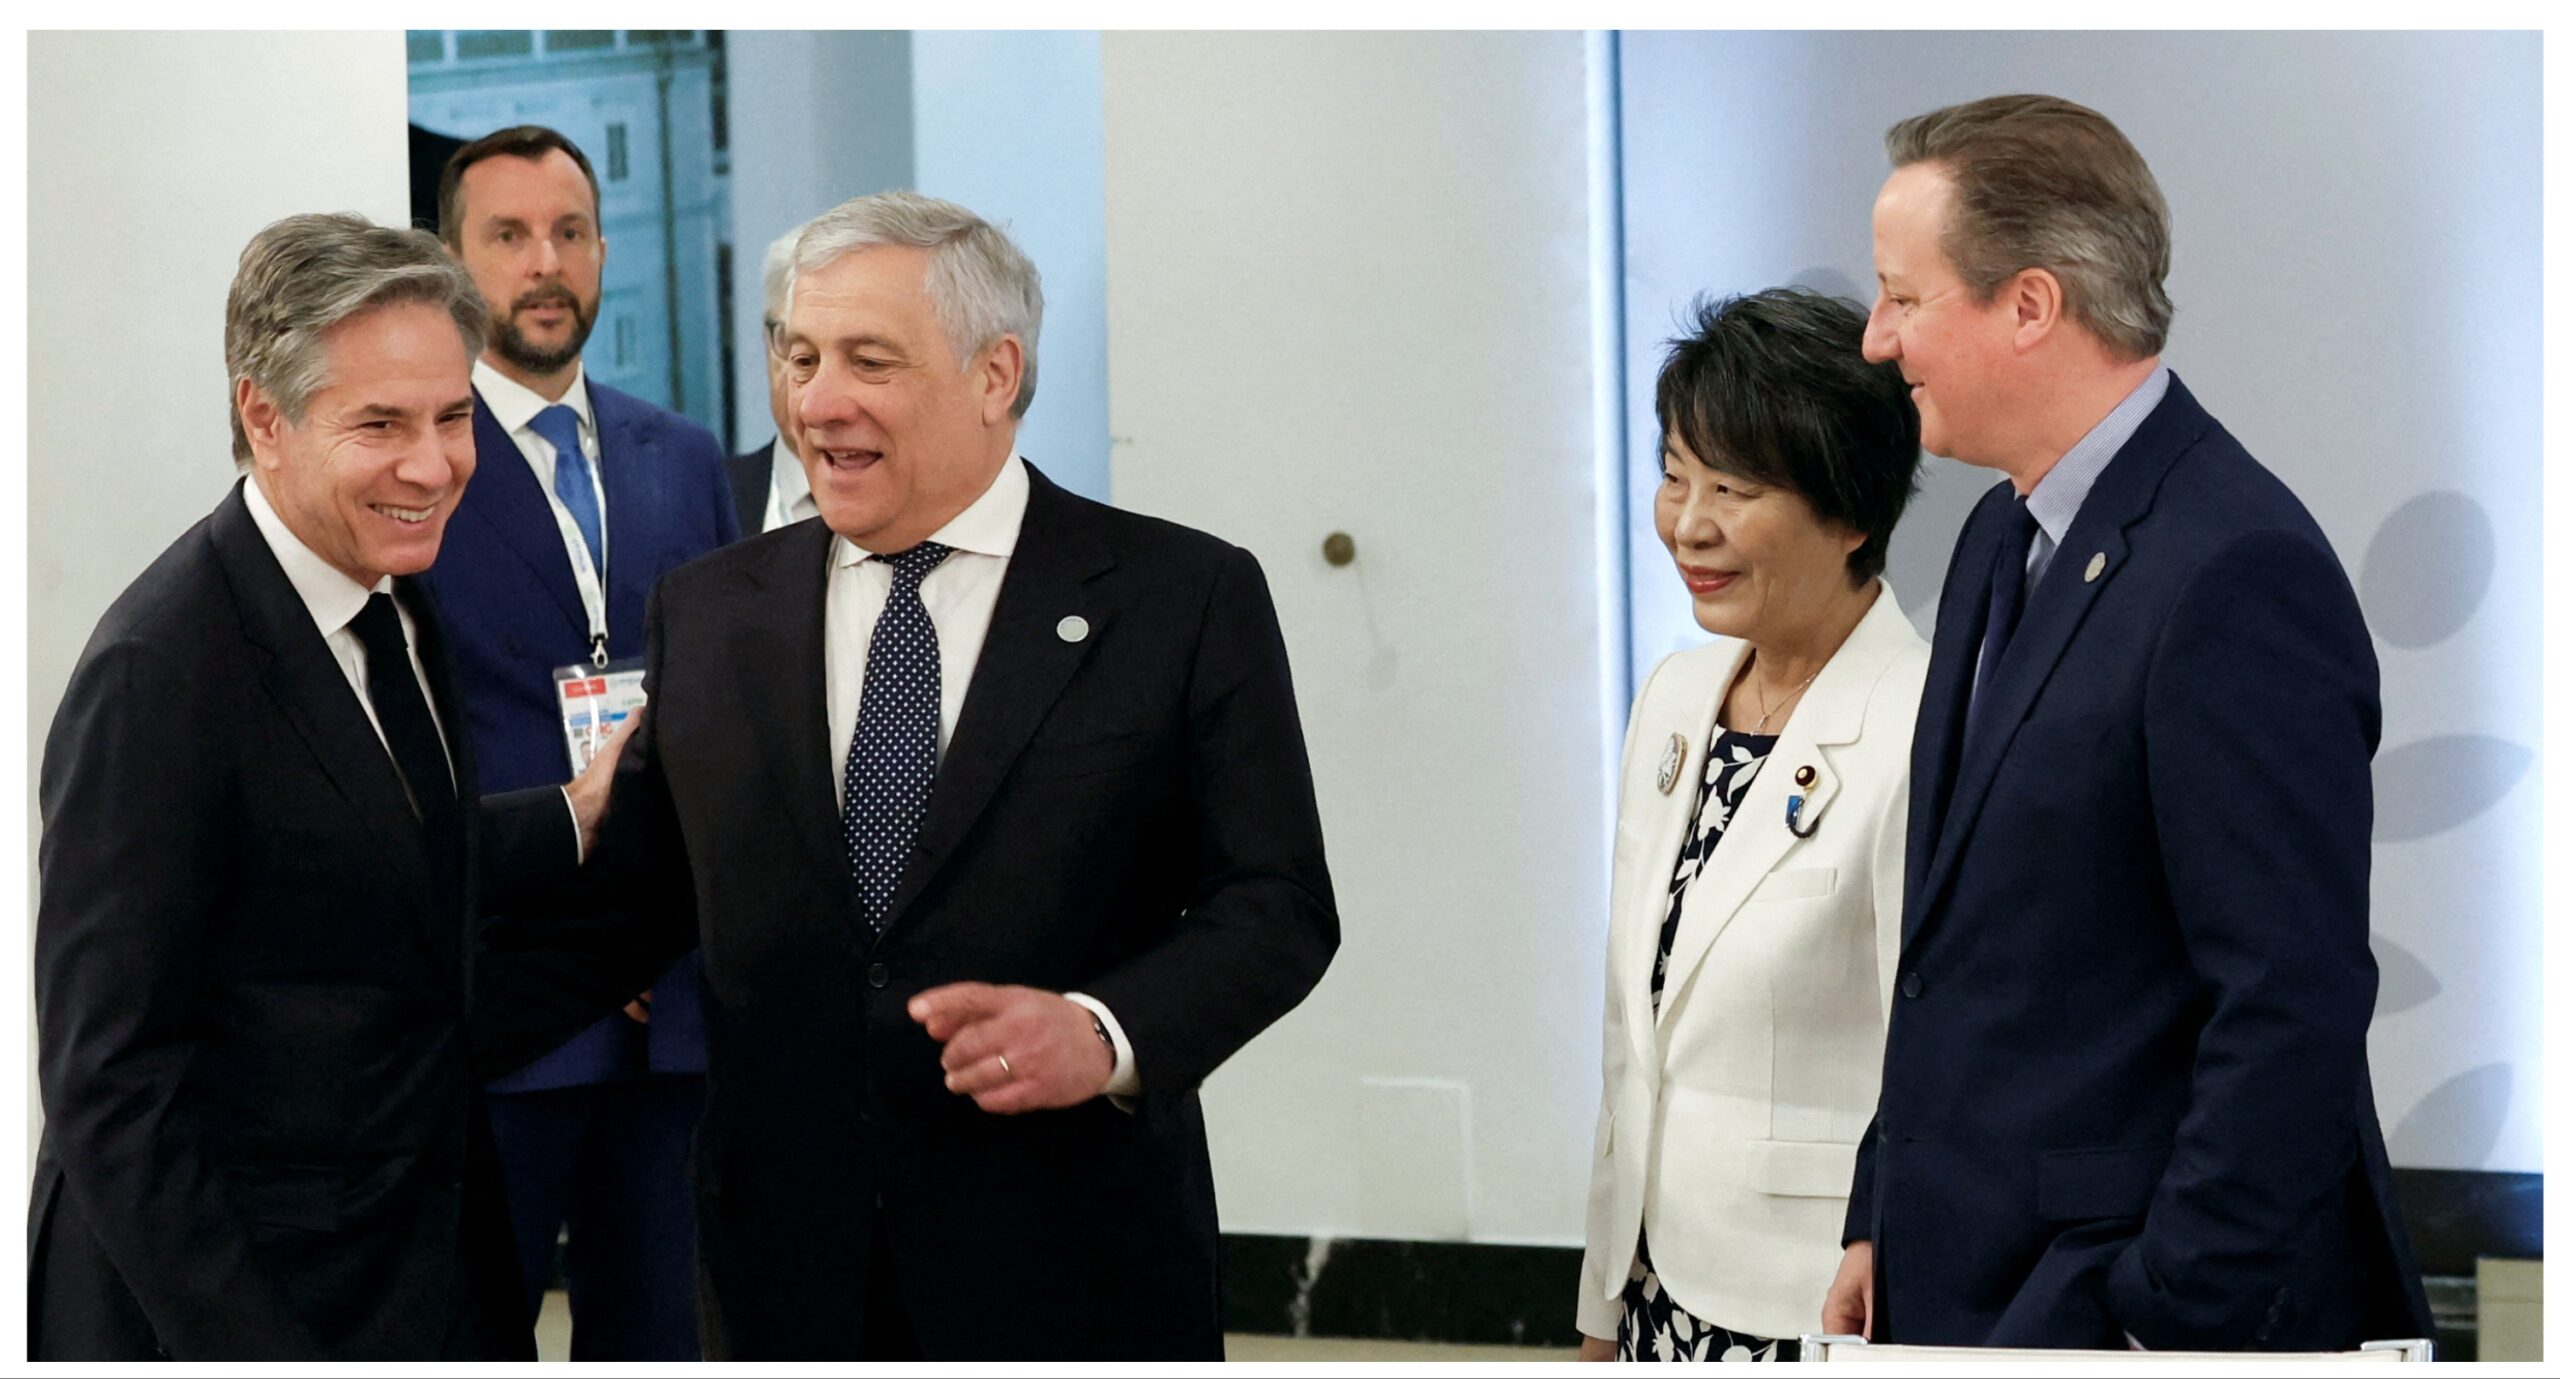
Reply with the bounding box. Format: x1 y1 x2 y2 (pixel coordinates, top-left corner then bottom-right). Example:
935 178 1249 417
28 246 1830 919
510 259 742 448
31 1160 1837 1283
423 379 739 1091
1846 374 2430 1350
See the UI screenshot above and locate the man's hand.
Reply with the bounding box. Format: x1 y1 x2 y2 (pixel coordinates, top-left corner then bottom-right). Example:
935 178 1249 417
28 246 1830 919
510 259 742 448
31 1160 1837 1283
909 983 1112 1114
565 705 643 858
1821 1242 1874 1339
623 988 653 1023
1577 1334 1616 1361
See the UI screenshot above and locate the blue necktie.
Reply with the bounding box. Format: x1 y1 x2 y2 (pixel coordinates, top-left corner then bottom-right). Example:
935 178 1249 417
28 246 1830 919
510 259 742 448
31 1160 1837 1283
843 542 954 939
1966 495 2043 742
530 404 603 572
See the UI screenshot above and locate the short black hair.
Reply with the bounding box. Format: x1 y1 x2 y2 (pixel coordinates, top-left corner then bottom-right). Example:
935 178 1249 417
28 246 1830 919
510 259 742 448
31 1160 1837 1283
1654 288 1921 586
435 125 602 246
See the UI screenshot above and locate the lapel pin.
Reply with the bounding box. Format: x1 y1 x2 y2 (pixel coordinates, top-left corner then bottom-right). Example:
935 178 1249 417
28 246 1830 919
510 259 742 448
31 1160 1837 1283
1793 764 1817 789
1656 734 1688 795
1056 615 1090 643
2084 552 2107 583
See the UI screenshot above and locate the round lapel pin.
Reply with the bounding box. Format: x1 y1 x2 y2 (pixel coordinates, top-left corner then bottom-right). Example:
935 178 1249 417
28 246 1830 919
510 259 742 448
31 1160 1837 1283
1656 734 1688 795
2084 552 2107 583
1056 615 1090 643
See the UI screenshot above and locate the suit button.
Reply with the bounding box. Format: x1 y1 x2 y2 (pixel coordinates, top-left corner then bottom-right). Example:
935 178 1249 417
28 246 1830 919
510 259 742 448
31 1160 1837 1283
866 963 889 989
1900 973 1924 999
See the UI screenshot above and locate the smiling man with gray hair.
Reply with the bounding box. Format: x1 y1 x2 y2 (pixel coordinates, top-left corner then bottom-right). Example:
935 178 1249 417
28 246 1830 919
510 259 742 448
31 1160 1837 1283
31 211 624 1359
497 189 1340 1359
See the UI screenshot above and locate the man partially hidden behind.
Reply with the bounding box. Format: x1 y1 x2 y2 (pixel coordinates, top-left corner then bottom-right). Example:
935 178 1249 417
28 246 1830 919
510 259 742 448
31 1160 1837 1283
30 213 619 1358
492 191 1341 1359
729 225 818 532
1821 95 2431 1350
419 123 735 1360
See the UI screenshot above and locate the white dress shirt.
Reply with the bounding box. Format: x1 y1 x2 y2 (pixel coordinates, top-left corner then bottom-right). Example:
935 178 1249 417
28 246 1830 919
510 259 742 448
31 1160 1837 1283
822 453 1138 1096
763 436 819 533
240 477 451 779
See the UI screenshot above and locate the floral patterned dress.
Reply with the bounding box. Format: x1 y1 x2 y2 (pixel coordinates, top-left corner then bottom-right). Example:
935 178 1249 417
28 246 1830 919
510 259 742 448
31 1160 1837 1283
1616 726 1799 1363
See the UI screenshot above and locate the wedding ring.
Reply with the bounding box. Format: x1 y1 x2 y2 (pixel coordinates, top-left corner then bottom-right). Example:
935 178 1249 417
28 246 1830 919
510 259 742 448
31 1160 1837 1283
997 1054 1014 1079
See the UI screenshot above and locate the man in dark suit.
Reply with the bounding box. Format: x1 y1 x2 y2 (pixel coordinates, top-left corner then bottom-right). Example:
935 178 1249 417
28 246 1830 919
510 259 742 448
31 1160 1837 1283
417 124 734 1360
490 190 1339 1359
727 226 814 533
1821 95 2430 1351
29 213 620 1359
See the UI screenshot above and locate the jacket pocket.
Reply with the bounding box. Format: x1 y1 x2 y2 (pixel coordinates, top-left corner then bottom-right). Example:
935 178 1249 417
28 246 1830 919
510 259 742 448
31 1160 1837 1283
1743 1138 1858 1198
1747 867 1837 904
2037 1143 2171 1221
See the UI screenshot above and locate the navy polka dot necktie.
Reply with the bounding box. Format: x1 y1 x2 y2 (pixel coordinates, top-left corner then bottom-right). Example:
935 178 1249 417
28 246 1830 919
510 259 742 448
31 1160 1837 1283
843 541 953 939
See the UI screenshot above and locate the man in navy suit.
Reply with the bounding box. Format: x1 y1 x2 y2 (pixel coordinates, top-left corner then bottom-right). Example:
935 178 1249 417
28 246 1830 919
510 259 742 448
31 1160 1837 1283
1821 95 2430 1351
419 125 737 1359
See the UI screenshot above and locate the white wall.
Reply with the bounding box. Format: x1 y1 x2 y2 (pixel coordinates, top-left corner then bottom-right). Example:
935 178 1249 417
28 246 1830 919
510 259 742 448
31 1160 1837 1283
1102 32 1621 1246
1619 30 2542 1175
913 31 1111 501
24 28 415 1155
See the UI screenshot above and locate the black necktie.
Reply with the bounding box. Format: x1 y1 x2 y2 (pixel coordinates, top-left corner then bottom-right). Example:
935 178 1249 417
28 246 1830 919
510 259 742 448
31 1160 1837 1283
1966 495 2042 741
843 542 954 939
348 593 461 844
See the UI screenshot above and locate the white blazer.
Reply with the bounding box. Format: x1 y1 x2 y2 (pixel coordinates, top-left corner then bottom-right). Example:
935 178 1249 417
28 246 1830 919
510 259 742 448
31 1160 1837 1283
1577 586 1928 1343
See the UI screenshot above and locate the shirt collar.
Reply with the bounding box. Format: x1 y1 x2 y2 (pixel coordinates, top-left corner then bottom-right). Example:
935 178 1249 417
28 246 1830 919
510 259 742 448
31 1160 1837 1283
473 358 592 438
240 474 388 637
771 434 813 516
834 452 1031 569
2022 363 2171 546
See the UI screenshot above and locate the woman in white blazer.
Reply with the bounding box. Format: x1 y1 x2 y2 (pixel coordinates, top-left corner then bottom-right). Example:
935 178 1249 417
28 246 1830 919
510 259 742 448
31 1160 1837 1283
1579 290 1926 1361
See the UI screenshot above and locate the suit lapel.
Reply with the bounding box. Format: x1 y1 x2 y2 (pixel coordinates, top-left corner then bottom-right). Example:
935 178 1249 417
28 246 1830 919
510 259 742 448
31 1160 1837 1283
209 486 442 954
1615 641 1740 1079
590 384 657 655
460 395 591 637
1906 378 2208 951
398 574 472 973
1905 485 2006 932
730 521 848 894
1654 592 1904 1023
877 467 1114 937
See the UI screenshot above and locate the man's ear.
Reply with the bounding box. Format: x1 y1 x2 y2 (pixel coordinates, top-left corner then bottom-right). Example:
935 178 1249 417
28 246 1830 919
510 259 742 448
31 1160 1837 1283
976 334 1024 425
2009 267 2065 353
237 376 286 472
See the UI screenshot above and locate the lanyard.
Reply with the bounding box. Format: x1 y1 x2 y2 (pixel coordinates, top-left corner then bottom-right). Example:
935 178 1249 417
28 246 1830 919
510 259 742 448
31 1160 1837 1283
536 427 612 665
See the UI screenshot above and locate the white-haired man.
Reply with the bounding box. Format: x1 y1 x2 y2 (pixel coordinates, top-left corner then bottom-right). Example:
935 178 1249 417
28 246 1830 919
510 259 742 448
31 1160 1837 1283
505 190 1339 1359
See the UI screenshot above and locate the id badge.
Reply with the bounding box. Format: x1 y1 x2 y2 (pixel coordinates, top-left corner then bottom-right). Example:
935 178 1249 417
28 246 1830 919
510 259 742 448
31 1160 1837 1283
554 660 648 773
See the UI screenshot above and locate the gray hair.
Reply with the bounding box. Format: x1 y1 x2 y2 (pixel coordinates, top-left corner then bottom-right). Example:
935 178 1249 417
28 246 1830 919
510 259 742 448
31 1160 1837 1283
789 190 1044 418
760 224 802 342
1886 94 2173 362
225 212 489 470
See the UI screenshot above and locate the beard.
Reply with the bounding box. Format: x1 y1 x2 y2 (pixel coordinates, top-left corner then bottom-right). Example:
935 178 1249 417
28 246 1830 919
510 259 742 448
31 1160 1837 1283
490 284 599 375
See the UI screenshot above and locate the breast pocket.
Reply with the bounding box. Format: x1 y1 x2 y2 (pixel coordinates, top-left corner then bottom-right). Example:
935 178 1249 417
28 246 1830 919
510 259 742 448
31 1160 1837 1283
1010 729 1151 785
1747 867 1837 904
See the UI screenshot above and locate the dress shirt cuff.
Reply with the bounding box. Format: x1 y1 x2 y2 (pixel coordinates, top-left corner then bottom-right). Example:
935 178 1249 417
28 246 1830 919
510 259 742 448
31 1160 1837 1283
1060 991 1140 1101
560 786 587 865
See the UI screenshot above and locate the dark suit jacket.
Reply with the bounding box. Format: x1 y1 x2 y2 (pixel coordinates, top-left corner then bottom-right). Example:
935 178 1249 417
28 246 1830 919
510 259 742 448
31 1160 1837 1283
420 381 737 1091
727 438 776 534
487 462 1340 1359
29 483 581 1359
1845 374 2430 1350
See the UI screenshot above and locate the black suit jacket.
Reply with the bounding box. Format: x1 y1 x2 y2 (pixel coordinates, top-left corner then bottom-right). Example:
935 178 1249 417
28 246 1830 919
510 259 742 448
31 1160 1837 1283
30 483 579 1359
492 462 1339 1359
726 439 776 534
1846 375 2430 1349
